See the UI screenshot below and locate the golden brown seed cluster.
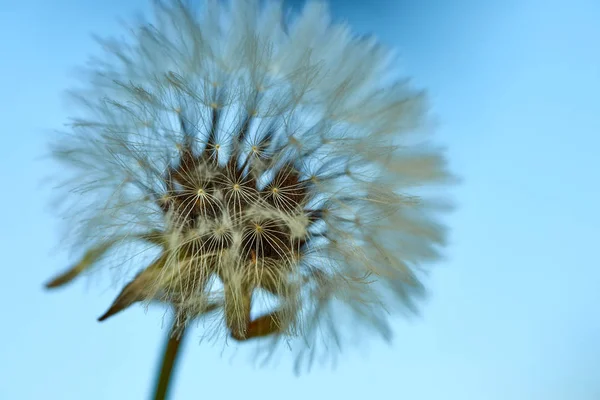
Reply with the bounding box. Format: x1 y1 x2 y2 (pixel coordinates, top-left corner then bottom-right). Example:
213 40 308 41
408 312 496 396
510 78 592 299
159 136 314 262
94 111 326 340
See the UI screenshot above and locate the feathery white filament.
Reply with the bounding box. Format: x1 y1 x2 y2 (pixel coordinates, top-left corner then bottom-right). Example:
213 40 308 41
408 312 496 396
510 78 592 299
50 0 453 373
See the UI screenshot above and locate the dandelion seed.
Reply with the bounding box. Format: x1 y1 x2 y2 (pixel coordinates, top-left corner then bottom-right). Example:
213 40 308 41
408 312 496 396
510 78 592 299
46 0 454 372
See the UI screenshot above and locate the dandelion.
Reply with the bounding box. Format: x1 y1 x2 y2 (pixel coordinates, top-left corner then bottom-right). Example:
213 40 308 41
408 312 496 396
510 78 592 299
46 0 454 388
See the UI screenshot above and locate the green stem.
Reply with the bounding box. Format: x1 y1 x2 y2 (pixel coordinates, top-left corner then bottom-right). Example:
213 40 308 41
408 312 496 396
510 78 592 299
152 319 187 400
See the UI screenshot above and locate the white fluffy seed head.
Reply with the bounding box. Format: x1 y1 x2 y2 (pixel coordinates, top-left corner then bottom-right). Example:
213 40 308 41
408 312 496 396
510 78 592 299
49 0 455 372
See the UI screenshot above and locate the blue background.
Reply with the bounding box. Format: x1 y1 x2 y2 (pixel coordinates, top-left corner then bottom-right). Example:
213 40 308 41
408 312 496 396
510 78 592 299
1 0 599 399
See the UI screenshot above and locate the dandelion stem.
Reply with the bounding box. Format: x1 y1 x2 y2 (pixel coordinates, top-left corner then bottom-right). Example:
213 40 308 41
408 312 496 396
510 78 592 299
152 319 187 400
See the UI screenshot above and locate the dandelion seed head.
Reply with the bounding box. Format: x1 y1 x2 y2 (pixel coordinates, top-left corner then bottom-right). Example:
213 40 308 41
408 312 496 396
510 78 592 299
47 0 455 372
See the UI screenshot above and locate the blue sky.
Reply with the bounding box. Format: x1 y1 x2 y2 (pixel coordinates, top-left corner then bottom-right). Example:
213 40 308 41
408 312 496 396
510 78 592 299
1 0 599 399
